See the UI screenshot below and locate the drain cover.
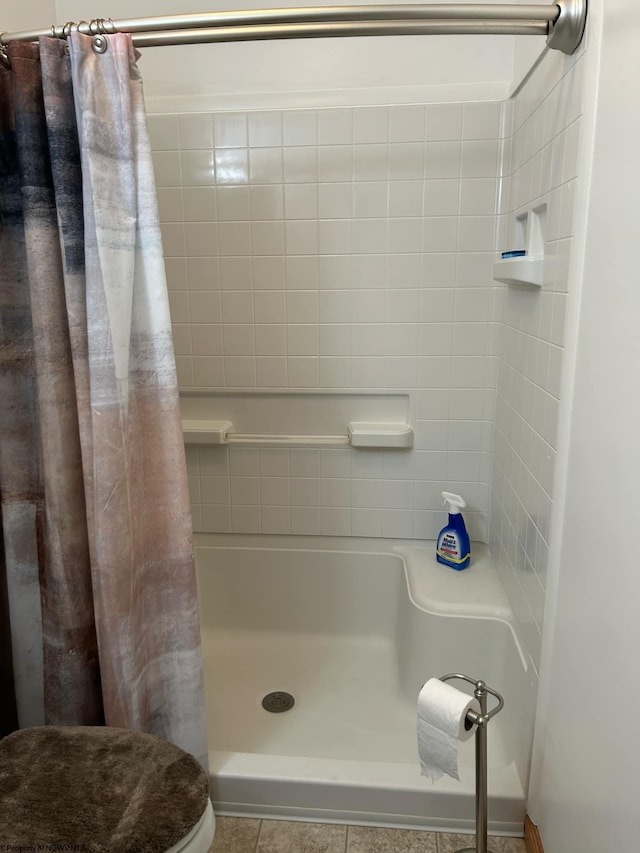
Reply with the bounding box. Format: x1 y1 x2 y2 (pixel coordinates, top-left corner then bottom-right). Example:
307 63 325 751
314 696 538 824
262 691 295 713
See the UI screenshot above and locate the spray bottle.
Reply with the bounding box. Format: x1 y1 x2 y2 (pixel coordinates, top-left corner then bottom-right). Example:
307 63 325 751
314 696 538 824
436 492 471 570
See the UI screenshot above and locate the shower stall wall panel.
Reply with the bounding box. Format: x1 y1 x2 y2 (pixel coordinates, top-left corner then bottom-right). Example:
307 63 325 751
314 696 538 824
153 100 503 544
490 48 586 674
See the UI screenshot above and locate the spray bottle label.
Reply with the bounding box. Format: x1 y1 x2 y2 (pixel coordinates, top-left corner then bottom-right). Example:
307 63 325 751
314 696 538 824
436 531 470 565
438 531 462 559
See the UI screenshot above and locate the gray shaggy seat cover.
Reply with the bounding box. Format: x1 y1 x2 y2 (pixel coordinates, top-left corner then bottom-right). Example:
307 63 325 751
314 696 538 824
0 726 209 852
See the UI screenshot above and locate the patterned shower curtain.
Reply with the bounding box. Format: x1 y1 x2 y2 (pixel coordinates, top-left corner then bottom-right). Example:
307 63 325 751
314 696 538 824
0 32 208 767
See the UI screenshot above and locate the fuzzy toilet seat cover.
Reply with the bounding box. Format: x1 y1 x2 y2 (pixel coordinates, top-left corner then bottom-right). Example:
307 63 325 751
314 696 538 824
0 725 209 852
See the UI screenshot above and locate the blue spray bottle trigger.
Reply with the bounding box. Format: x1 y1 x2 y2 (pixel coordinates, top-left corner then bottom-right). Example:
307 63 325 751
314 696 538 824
436 492 471 570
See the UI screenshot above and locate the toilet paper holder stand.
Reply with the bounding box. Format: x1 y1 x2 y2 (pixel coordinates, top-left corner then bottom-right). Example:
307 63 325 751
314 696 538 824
439 673 504 853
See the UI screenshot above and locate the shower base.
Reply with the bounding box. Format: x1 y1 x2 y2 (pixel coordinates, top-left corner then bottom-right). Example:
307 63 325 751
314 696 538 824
196 534 532 833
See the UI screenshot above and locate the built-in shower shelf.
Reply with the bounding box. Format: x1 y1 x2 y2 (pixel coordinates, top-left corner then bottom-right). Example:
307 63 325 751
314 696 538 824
495 204 548 287
395 543 513 622
348 422 413 448
492 256 544 287
182 419 234 445
181 391 413 448
182 418 413 448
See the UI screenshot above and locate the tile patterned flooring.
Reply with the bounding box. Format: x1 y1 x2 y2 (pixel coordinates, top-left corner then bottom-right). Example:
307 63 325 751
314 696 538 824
210 817 527 853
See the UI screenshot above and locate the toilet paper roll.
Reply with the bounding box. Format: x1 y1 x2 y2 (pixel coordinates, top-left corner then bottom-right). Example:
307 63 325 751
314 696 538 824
417 678 480 782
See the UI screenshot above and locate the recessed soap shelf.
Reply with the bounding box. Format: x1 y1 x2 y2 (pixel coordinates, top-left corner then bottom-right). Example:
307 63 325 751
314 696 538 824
493 204 547 288
348 422 413 448
493 255 545 287
181 392 413 449
182 419 413 448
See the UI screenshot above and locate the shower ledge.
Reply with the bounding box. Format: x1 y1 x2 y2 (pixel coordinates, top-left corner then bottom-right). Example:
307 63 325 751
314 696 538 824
394 543 513 623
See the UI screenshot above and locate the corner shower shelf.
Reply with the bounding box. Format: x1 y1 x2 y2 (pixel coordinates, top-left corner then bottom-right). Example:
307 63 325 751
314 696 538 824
396 543 513 623
495 203 549 287
182 419 413 448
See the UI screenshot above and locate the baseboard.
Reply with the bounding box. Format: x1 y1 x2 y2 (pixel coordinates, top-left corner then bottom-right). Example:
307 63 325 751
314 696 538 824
525 815 544 853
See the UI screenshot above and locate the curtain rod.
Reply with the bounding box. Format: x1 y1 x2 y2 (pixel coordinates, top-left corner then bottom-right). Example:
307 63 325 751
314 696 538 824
0 1 587 55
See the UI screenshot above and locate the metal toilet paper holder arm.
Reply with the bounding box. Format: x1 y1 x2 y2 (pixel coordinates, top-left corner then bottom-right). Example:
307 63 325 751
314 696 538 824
439 673 505 853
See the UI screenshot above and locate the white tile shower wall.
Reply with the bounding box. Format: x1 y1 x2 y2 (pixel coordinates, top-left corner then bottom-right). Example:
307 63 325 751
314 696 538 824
151 103 503 541
489 53 584 673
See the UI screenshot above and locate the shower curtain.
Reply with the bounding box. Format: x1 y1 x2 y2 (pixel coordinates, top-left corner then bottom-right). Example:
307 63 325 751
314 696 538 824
0 32 208 767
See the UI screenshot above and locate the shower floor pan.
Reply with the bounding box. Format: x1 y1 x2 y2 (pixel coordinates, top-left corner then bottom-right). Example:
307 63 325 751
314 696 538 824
196 534 531 833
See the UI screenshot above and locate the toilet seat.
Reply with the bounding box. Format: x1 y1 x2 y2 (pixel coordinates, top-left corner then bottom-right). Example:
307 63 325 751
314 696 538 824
0 726 215 852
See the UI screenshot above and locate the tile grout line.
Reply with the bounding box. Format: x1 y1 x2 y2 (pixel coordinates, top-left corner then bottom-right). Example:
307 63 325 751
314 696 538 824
252 818 263 853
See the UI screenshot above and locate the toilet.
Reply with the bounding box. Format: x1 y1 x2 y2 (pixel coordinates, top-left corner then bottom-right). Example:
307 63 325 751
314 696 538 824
0 726 215 852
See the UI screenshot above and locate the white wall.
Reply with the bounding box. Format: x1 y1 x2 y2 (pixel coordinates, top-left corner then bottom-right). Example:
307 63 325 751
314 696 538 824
511 38 545 94
50 0 530 108
2 0 55 32
529 1 640 849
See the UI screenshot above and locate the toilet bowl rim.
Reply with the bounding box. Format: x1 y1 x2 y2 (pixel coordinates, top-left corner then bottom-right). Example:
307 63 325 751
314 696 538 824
165 799 215 853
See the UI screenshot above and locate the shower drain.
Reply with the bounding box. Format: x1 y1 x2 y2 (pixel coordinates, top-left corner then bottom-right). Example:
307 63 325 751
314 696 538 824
261 691 295 713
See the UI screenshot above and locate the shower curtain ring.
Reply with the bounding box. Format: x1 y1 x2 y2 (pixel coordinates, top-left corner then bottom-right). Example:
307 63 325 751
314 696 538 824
93 18 116 35
60 21 74 53
89 18 113 52
0 39 9 69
